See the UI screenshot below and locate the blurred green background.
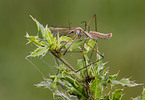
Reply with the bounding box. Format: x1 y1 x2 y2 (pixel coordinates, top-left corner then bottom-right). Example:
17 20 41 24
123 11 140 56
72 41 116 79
0 0 145 100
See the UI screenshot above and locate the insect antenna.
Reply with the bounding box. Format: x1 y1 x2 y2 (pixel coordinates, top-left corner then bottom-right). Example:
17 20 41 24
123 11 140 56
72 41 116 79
94 14 97 31
68 18 72 30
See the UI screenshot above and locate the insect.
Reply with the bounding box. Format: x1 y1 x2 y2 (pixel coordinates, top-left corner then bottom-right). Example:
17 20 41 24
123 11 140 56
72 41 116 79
67 27 112 40
49 14 112 58
49 14 112 40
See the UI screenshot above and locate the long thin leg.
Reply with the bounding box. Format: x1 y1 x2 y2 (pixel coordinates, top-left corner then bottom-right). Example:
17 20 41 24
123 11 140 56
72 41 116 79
75 40 104 73
85 41 104 58
59 34 76 52
75 57 103 73
87 14 98 62
80 42 88 76
49 50 76 72
63 35 78 55
66 29 74 36
88 40 97 63
86 14 96 30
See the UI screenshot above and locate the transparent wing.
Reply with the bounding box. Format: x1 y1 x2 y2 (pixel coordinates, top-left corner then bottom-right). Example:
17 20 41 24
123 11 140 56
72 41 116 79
49 26 75 36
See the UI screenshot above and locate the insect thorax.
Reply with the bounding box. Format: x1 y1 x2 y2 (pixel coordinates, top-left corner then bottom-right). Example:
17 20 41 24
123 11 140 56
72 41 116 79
75 27 84 37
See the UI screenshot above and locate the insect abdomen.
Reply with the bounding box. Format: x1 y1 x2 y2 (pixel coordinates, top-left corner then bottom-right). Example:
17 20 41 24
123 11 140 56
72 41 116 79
96 32 112 39
89 31 112 39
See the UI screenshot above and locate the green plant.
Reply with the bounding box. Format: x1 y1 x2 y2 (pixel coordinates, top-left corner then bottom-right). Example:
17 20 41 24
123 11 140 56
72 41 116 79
26 16 145 100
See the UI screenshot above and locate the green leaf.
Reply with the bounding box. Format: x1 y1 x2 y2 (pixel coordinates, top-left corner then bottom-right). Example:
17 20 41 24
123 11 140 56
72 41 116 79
90 78 102 99
109 73 119 81
35 79 71 100
56 33 61 49
68 39 83 51
100 68 109 88
97 60 105 72
28 46 49 57
111 78 143 87
77 59 85 69
84 39 95 52
51 37 57 50
64 76 82 93
112 89 123 100
54 90 71 100
132 96 142 100
77 59 87 78
57 36 71 50
103 95 110 100
57 64 83 82
63 76 87 99
30 15 45 39
108 72 119 85
26 33 46 47
133 88 145 100
59 36 83 51
44 26 54 45
59 36 71 42
35 79 53 90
